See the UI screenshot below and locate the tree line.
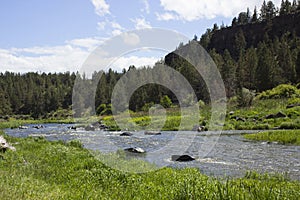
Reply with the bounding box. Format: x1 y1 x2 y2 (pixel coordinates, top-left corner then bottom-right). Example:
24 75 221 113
1 0 300 117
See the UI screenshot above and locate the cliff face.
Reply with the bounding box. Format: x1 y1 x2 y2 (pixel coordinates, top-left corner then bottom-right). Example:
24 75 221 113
208 12 300 56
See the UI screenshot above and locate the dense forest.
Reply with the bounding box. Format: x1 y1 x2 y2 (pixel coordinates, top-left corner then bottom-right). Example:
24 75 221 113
1 0 300 118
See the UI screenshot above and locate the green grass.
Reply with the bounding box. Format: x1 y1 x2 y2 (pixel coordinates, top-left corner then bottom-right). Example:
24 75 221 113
100 98 300 131
244 130 300 145
0 118 75 129
0 133 299 199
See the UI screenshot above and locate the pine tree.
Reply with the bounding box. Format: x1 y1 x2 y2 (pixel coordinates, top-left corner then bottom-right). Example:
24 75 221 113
292 0 298 12
296 51 300 82
222 50 236 97
234 30 247 57
252 7 258 22
256 42 279 91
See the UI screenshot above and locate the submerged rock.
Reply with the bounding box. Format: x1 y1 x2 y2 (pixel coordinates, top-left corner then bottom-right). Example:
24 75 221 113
85 125 95 131
171 155 195 162
144 131 161 135
120 132 133 136
124 147 145 154
84 122 109 131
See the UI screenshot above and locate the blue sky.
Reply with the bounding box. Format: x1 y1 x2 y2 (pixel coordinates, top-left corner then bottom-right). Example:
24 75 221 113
0 0 281 72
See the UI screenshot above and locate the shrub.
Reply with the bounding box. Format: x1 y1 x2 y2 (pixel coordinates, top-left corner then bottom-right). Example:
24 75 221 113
160 95 172 108
257 84 300 100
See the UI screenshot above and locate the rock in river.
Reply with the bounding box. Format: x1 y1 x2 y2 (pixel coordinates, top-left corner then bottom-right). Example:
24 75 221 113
144 131 161 135
120 132 133 136
171 155 195 162
124 147 145 154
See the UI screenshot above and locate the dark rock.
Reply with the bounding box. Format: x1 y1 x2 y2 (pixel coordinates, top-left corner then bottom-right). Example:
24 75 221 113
193 125 207 132
265 112 287 119
124 147 145 153
32 125 44 129
99 124 109 130
231 116 246 122
68 126 77 130
144 131 161 135
18 126 29 129
286 103 300 109
120 132 133 136
171 155 195 162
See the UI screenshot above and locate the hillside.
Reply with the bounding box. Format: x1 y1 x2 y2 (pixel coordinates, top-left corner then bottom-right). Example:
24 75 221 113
208 12 300 58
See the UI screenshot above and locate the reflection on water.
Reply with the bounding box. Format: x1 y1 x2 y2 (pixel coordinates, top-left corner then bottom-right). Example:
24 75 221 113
5 124 300 180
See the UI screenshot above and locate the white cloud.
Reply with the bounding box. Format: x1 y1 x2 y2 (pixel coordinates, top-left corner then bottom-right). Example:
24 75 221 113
112 29 123 36
111 22 123 30
97 21 106 30
132 18 152 29
67 37 104 51
122 33 140 46
91 0 110 16
156 12 180 21
141 0 150 14
0 37 106 73
110 56 158 71
159 0 282 21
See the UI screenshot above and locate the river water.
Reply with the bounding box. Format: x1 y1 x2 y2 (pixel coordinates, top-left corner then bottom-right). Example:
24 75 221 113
5 123 300 180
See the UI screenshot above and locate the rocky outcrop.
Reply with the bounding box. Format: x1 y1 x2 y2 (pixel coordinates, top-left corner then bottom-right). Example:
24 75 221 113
0 136 16 153
265 112 287 119
171 155 195 162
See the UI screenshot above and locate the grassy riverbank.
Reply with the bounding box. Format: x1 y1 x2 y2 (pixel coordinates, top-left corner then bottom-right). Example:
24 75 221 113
0 133 299 199
101 98 300 131
0 118 75 129
244 130 300 145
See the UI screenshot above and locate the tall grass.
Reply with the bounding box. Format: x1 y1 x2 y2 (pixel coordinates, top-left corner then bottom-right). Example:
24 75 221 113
244 130 300 145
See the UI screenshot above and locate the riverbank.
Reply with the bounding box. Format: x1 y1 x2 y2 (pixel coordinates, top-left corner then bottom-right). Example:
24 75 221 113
0 133 299 199
244 130 300 145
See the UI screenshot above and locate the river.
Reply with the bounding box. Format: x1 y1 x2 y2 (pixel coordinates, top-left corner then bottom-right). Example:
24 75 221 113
5 123 300 180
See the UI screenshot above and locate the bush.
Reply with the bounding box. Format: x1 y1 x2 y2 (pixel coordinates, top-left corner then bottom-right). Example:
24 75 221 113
160 95 172 108
257 84 300 100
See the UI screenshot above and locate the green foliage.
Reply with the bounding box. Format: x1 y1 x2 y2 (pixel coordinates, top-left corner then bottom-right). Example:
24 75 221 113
244 130 300 145
160 95 172 108
96 104 107 115
237 87 255 107
0 134 299 199
258 84 300 99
